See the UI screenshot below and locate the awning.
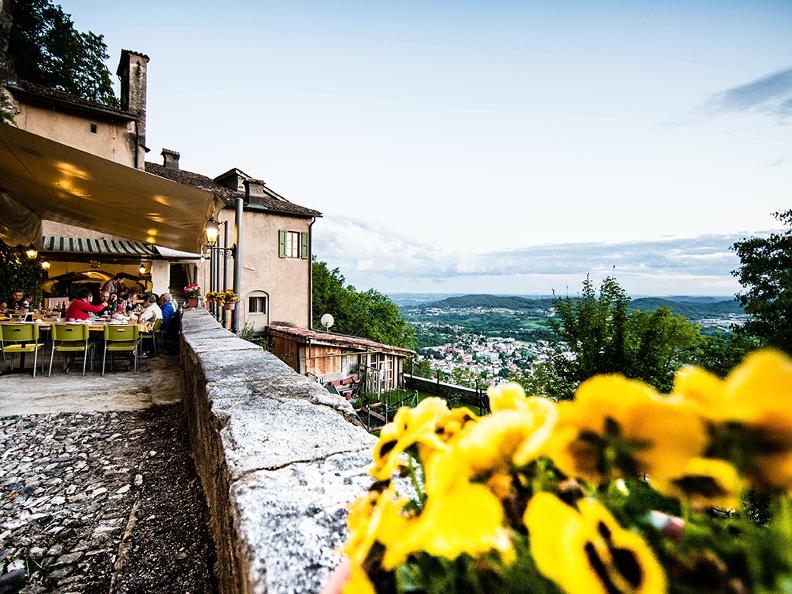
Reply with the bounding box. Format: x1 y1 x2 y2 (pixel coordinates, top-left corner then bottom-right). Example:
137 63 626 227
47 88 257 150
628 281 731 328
40 234 201 260
41 235 159 257
0 124 220 252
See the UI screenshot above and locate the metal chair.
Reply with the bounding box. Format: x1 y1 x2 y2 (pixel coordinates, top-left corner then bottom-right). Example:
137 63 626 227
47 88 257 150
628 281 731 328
139 318 162 357
1 323 45 377
102 324 140 376
48 324 96 377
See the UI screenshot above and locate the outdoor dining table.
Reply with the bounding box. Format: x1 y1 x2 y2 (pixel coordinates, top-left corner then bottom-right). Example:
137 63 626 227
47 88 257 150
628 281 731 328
0 318 153 374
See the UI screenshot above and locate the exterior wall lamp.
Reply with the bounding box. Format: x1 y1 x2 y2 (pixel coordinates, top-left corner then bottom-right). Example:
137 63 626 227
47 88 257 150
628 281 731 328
205 217 220 246
25 247 38 260
41 259 50 271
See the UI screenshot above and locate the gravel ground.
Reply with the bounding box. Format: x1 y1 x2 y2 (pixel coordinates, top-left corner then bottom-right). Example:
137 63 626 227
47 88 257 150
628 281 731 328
0 405 216 593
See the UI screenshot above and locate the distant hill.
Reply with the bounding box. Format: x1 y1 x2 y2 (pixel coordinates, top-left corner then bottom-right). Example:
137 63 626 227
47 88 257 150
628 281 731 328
427 294 545 309
629 297 742 318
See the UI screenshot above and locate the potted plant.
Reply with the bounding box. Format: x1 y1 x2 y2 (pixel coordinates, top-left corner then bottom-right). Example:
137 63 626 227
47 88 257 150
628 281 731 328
184 284 201 308
222 289 239 311
205 291 218 305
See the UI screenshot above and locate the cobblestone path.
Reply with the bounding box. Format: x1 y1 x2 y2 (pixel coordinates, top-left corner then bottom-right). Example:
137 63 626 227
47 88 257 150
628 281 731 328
0 405 216 593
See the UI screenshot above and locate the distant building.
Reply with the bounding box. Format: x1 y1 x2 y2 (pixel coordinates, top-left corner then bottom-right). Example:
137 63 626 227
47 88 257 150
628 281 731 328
267 325 415 395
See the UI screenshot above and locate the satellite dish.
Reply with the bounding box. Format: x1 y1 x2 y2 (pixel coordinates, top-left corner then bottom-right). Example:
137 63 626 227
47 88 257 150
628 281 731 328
320 313 335 331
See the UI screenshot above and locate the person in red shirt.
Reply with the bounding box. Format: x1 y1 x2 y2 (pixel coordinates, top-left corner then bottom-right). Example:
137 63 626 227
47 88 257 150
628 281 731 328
66 289 107 320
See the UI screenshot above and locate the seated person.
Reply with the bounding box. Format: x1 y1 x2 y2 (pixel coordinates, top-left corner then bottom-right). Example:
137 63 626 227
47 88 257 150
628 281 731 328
66 289 107 320
95 291 115 316
125 290 140 314
7 289 28 311
139 294 162 323
23 293 35 310
161 293 176 328
0 302 6 312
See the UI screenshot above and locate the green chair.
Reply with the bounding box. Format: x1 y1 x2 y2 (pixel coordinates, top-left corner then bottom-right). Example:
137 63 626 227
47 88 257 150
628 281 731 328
102 324 140 376
1 323 45 377
139 318 162 357
48 324 96 377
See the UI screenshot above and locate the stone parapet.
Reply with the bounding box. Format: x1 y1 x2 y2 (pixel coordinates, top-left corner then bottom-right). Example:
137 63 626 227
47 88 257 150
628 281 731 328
180 309 376 593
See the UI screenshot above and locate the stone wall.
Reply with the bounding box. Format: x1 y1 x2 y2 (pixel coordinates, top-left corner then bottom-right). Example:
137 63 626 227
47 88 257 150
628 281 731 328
404 374 490 413
180 309 376 594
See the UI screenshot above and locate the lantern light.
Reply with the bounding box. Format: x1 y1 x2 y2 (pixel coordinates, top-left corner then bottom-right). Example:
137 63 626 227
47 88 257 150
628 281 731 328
139 264 147 275
41 259 50 271
25 247 38 260
205 217 220 246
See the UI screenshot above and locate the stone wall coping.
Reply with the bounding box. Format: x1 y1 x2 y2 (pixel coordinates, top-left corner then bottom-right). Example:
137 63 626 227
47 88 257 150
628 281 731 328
180 309 376 594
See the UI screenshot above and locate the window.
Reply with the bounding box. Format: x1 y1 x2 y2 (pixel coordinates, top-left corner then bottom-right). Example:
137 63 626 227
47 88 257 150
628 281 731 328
249 295 268 313
90 123 97 133
286 231 300 258
278 230 310 259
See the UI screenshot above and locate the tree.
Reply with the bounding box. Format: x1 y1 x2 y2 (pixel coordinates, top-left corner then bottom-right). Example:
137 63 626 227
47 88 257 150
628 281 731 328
8 0 117 106
732 210 792 354
517 276 702 399
312 258 415 349
692 331 760 379
0 241 45 304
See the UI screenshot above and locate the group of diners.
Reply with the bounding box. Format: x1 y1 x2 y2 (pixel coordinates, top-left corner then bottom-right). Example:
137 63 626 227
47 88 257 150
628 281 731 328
2 273 177 329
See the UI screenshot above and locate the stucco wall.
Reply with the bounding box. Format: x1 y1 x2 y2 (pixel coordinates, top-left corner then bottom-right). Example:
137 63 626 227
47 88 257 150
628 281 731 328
14 104 136 167
198 208 312 331
180 309 375 594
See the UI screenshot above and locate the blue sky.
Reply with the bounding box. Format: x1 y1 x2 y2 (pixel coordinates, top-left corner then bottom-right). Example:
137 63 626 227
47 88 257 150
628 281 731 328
65 0 792 295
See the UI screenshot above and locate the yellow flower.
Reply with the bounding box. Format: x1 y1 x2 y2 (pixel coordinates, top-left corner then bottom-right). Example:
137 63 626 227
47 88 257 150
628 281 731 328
548 375 706 483
456 397 557 472
673 350 792 491
371 398 450 480
488 382 533 412
381 482 513 569
525 493 666 594
652 457 741 511
342 563 376 594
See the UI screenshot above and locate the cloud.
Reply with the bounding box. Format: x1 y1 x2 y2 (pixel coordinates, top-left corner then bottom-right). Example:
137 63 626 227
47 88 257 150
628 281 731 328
707 67 792 118
313 214 764 293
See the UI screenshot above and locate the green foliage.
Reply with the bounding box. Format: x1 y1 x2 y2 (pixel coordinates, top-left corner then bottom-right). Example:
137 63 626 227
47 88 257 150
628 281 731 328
691 331 760 379
8 0 117 107
312 258 415 349
732 209 792 355
520 276 702 399
0 242 45 304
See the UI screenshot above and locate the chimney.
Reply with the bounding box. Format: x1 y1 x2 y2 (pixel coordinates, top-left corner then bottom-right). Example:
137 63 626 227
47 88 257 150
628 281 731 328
243 178 267 199
161 148 180 170
116 49 149 169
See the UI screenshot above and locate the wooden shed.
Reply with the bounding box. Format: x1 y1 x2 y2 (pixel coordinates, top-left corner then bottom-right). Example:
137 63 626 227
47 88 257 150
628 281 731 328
266 325 415 395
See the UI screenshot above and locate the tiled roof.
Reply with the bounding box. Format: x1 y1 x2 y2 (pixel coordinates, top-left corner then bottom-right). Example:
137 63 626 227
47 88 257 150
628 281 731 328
7 80 135 120
144 162 321 218
267 325 415 356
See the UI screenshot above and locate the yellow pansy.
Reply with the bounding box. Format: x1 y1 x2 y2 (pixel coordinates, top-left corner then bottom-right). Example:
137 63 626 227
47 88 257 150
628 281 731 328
488 382 533 412
548 375 706 483
456 397 557 473
525 493 666 594
673 350 792 491
371 397 450 480
652 457 742 511
382 482 513 569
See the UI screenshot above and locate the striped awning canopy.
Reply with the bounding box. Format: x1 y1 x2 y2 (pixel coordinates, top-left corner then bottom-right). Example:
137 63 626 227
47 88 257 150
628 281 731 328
42 235 159 257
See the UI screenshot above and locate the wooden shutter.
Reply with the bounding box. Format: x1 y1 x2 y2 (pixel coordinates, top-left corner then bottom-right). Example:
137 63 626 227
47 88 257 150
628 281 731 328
300 231 309 259
278 230 286 258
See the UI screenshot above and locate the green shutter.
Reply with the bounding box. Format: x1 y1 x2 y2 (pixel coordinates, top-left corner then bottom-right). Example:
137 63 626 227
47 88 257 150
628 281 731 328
300 231 309 259
278 230 286 258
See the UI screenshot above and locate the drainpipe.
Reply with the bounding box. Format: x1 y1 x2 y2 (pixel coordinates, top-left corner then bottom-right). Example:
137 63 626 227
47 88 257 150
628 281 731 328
308 217 315 329
232 192 245 334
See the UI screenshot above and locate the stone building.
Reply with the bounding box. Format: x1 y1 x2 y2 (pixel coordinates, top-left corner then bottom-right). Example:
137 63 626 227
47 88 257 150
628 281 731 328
145 156 320 331
1 39 320 330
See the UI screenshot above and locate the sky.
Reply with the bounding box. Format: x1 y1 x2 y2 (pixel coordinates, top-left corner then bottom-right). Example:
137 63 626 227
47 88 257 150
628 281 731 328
65 0 792 295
